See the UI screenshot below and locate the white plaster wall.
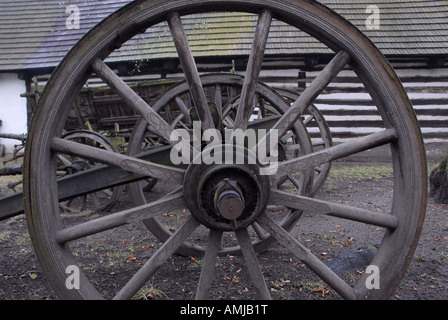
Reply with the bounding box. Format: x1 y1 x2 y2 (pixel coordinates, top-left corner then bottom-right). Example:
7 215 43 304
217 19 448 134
0 73 27 155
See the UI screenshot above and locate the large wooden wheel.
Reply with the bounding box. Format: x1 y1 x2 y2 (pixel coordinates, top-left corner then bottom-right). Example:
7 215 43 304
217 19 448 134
24 0 426 300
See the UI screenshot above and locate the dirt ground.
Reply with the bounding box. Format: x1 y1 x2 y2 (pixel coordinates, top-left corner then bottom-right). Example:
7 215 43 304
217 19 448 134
1 159 448 301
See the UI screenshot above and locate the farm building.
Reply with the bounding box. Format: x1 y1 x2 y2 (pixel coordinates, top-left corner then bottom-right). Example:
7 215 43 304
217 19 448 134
0 0 447 154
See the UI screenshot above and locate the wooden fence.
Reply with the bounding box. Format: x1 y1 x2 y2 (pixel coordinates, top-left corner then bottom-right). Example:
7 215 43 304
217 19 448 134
259 67 448 143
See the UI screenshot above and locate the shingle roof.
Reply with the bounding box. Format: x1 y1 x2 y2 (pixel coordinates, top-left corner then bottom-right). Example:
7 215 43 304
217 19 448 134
0 0 447 72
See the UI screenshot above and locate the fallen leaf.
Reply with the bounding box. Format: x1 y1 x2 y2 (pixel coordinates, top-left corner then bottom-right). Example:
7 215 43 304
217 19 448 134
126 254 139 263
238 287 249 294
146 292 155 300
313 286 329 298
29 273 38 280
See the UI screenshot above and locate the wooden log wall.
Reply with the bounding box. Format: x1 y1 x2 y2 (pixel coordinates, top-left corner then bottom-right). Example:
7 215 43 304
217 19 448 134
259 65 448 143
31 60 448 144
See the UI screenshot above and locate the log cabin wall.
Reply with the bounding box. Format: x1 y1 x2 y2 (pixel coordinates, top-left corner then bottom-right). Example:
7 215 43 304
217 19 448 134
29 58 448 145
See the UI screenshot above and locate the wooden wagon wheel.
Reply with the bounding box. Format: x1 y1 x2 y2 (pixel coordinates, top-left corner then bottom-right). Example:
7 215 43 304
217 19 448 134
24 0 426 300
127 73 314 256
58 130 124 213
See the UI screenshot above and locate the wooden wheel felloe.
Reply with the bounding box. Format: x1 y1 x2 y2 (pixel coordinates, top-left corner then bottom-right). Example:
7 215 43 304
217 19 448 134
24 0 426 300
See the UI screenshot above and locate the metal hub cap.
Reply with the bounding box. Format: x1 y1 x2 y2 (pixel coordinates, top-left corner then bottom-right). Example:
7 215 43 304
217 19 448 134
184 145 270 231
214 178 245 220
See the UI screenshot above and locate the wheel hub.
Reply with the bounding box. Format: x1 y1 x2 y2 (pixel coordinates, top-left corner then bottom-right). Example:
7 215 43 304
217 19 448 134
184 145 270 231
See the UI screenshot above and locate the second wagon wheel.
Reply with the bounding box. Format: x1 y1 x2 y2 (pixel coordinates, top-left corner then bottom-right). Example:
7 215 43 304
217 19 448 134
127 73 314 256
24 0 426 300
58 130 124 213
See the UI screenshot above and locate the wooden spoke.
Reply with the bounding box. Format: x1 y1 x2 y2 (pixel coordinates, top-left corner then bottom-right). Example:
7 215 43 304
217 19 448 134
55 191 186 244
235 228 272 300
51 137 185 184
254 51 350 152
167 12 215 131
303 114 315 125
114 215 200 300
280 131 294 144
276 50 350 137
251 222 268 240
175 97 192 124
270 189 399 230
284 143 302 152
246 114 281 131
286 173 302 190
257 214 358 300
215 84 223 115
258 96 267 118
312 140 326 148
274 129 398 179
234 10 273 130
89 192 102 210
195 230 223 300
91 58 175 142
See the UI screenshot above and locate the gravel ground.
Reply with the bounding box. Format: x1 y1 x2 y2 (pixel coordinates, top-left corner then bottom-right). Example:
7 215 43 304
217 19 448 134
0 159 447 301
